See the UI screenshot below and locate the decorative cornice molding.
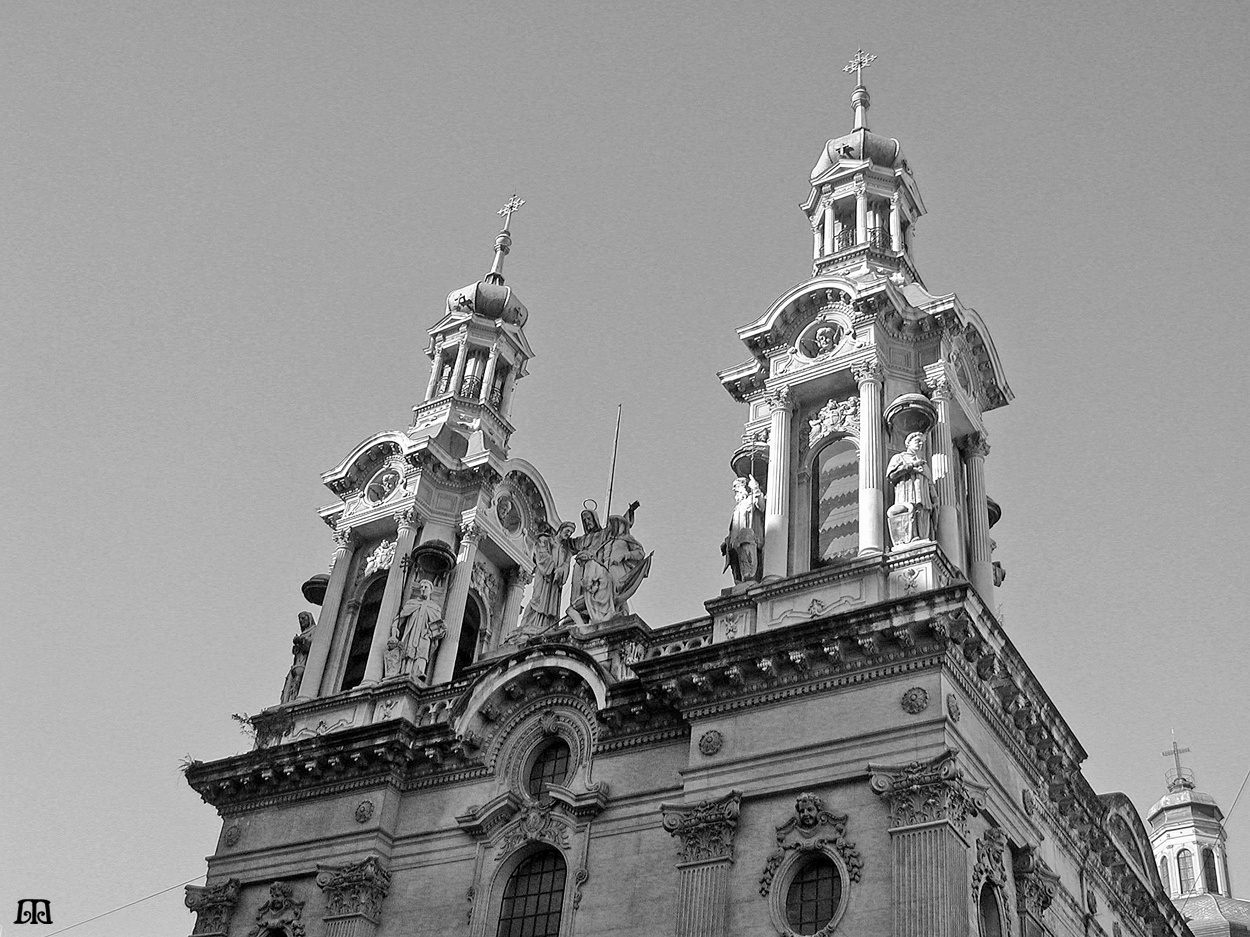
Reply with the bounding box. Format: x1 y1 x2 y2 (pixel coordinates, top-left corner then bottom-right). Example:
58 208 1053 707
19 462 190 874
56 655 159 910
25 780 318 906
316 856 392 924
661 790 742 863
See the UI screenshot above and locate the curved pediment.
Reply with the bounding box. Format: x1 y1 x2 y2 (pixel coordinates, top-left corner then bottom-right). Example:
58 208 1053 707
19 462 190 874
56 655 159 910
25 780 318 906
321 430 419 498
736 276 864 357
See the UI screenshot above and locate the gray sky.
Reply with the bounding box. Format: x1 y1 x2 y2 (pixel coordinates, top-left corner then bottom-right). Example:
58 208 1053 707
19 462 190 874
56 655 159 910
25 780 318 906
3 3 1248 934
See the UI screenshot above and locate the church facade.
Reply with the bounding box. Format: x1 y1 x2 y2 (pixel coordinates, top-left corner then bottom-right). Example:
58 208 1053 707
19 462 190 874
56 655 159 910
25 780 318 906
184 61 1191 937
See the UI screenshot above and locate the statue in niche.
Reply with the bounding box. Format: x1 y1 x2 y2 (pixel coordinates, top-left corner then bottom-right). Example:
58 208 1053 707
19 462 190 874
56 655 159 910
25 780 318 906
886 431 936 547
721 476 764 584
566 500 652 625
386 578 445 681
515 521 576 640
280 611 316 703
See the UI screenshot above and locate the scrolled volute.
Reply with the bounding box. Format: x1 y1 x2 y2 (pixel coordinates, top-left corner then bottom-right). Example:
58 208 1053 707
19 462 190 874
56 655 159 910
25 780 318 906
315 856 392 924
660 790 742 863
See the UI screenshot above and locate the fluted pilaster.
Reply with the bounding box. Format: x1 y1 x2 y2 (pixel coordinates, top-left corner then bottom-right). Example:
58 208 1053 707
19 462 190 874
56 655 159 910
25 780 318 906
660 791 741 937
961 433 994 601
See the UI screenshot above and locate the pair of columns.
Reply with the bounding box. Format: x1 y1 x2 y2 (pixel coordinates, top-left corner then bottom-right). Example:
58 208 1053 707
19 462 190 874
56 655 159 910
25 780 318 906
297 509 533 698
761 367 994 601
423 336 512 410
811 183 904 260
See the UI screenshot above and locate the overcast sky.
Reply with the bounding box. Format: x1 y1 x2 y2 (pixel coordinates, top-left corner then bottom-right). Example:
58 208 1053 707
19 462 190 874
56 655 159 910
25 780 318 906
3 3 1249 934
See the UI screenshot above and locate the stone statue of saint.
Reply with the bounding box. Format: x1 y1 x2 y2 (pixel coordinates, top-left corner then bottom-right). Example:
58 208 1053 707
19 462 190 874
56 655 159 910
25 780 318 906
390 579 445 681
280 611 316 703
567 501 651 625
515 521 576 639
886 431 936 546
721 476 764 584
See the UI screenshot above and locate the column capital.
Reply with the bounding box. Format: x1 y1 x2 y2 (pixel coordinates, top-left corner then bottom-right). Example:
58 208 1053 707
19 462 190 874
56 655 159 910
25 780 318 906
661 790 742 864
890 189 901 206
925 375 953 401
513 566 534 586
852 175 867 196
332 527 356 551
458 519 483 546
960 432 990 459
185 878 241 937
766 385 794 414
868 750 984 837
316 856 392 926
1013 845 1060 917
395 505 421 534
810 215 823 232
852 359 884 385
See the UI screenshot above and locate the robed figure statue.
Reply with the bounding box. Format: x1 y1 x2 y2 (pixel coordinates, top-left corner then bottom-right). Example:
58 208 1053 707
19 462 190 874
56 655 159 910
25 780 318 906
566 501 652 625
384 579 445 681
886 431 936 547
280 611 316 703
514 521 576 641
721 475 764 584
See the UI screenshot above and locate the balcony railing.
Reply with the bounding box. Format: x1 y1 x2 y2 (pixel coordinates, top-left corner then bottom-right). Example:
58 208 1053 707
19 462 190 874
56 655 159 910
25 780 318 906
835 228 856 252
867 226 891 251
460 375 484 399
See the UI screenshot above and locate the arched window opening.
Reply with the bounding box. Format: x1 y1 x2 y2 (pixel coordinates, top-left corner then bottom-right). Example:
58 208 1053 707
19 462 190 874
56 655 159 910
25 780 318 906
785 853 842 936
812 439 859 568
340 577 385 691
496 849 566 937
1159 856 1170 895
1202 848 1220 894
454 595 483 677
978 884 1004 937
527 739 571 796
1177 849 1195 894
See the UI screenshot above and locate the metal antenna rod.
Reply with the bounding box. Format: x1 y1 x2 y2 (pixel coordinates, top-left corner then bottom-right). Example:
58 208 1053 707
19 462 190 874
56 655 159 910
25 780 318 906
604 404 623 520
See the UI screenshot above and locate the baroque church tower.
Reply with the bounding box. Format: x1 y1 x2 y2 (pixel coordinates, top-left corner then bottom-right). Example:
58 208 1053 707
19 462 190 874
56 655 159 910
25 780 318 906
184 57 1192 937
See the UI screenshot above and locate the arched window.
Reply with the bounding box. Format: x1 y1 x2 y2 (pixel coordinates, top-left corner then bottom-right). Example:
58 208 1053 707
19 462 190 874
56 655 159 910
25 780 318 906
812 439 859 567
340 577 385 691
527 739 571 796
1202 848 1220 894
1159 856 1170 894
496 849 566 937
785 853 843 935
1177 849 1195 894
454 594 483 677
978 883 1004 937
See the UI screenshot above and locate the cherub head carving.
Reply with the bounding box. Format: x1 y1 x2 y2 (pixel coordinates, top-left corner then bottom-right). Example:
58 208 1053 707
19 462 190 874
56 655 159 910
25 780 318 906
795 791 824 828
815 327 837 354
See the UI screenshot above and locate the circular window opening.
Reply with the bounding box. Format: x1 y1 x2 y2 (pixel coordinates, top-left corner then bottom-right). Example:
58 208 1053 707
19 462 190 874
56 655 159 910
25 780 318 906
527 739 571 795
785 853 842 935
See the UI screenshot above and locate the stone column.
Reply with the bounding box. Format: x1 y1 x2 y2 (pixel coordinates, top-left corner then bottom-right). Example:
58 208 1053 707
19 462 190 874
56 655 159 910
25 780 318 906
869 751 983 937
423 349 444 401
961 433 994 601
499 369 518 421
853 360 885 555
854 178 868 245
660 791 741 937
479 343 501 404
448 335 469 397
185 878 240 937
361 507 421 685
431 520 482 684
927 378 964 570
763 386 793 579
890 192 903 252
498 567 532 646
298 529 355 699
823 198 835 256
812 216 823 261
316 857 392 937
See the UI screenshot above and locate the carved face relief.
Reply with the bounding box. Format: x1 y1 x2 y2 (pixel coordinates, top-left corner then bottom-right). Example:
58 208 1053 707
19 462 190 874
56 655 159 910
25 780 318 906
365 467 401 504
796 795 820 828
496 492 523 535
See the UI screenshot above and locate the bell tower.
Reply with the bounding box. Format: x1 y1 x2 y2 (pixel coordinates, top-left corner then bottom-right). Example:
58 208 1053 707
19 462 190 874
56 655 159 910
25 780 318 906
1148 739 1236 899
711 53 1012 637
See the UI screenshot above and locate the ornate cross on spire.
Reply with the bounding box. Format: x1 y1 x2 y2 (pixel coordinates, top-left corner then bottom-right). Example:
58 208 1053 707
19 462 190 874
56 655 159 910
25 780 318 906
485 194 525 285
497 194 525 231
843 49 877 86
1162 730 1194 790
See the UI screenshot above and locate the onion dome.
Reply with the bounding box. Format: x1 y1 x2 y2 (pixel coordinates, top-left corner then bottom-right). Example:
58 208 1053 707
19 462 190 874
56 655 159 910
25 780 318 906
445 194 529 326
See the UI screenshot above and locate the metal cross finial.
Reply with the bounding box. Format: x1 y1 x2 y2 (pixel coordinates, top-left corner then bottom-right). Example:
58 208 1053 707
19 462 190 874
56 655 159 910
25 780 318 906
843 49 877 85
498 194 525 230
1162 730 1191 777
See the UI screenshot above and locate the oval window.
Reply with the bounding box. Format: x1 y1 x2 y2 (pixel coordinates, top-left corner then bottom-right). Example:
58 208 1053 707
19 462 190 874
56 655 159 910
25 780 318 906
785 853 842 935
